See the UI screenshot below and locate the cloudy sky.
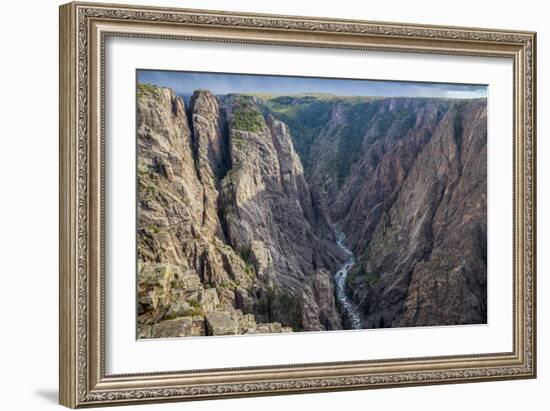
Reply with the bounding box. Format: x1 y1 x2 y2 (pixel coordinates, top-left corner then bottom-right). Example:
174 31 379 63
137 69 487 99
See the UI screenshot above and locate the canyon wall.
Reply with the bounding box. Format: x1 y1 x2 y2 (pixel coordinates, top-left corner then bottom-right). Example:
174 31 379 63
137 85 487 337
136 85 343 337
263 95 487 328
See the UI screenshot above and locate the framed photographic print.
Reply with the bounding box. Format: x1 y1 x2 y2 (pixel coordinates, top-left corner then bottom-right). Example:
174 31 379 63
59 1 537 408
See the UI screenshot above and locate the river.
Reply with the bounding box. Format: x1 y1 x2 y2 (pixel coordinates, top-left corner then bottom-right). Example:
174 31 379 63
334 232 363 329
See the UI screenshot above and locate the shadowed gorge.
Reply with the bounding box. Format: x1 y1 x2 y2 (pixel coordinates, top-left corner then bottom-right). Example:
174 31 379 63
136 84 487 338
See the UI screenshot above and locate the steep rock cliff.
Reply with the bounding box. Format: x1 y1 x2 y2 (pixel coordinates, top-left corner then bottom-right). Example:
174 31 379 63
347 100 487 327
263 95 487 328
136 86 344 336
137 86 264 336
137 84 488 335
219 96 343 330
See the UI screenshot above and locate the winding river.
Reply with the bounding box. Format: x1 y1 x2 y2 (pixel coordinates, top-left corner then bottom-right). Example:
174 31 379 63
334 233 363 329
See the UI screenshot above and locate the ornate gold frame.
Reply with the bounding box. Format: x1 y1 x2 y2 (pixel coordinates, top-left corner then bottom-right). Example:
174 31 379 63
59 1 537 408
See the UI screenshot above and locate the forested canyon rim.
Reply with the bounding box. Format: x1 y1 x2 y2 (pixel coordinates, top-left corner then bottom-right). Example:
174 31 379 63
136 83 487 338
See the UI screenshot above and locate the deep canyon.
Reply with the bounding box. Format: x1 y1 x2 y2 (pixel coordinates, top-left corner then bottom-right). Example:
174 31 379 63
136 83 487 338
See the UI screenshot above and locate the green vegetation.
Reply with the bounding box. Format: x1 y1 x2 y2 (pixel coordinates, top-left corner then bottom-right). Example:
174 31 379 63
331 101 380 184
145 225 162 234
238 246 256 276
364 270 381 286
275 290 302 330
255 293 270 319
181 298 204 317
245 92 380 103
374 105 416 136
330 100 419 184
137 83 158 98
262 95 418 183
345 266 360 289
253 286 302 332
221 167 239 188
232 97 265 133
227 94 430 186
239 246 254 265
137 169 161 200
262 96 333 169
346 263 380 289
244 263 254 276
232 136 247 150
180 307 205 318
261 95 446 185
217 280 235 289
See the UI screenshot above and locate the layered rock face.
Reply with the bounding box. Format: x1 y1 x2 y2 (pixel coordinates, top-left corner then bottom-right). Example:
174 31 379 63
137 85 343 337
264 96 487 328
219 96 343 330
346 100 488 327
137 85 257 337
137 84 487 336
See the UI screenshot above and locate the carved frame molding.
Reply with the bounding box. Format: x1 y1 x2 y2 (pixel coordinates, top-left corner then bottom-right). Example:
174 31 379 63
59 2 536 407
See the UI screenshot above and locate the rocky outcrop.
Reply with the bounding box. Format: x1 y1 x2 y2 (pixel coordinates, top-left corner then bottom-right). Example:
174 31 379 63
137 85 254 337
301 269 342 330
137 84 487 335
347 100 487 327
189 90 229 239
205 307 292 336
219 96 344 330
137 85 344 337
263 96 487 328
137 261 290 337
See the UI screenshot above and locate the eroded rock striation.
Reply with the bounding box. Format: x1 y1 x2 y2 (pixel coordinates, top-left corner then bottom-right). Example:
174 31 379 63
137 86 344 337
137 85 487 336
262 95 487 328
346 100 488 328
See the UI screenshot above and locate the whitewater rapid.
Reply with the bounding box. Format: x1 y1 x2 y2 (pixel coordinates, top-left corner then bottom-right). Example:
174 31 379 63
334 233 363 329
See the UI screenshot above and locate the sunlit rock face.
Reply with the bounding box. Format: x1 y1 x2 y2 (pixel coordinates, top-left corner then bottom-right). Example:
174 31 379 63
137 84 487 337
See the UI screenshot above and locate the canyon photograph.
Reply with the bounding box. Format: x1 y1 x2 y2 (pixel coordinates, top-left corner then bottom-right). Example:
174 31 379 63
135 70 488 339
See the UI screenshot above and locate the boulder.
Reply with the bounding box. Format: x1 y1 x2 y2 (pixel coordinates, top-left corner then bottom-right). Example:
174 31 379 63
151 317 193 338
205 311 239 336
